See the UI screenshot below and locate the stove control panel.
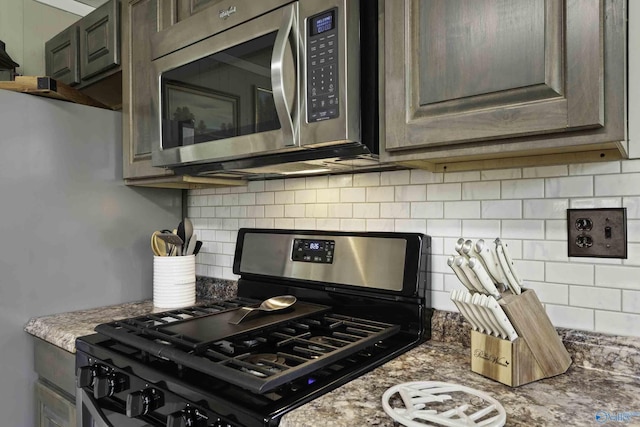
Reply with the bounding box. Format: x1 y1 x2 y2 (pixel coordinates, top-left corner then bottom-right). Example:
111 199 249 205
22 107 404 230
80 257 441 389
292 238 335 263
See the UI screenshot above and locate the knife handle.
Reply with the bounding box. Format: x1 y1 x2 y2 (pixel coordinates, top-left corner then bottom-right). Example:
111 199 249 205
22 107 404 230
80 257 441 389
454 238 467 257
475 239 507 286
455 256 485 293
495 242 522 295
468 257 502 300
447 255 477 292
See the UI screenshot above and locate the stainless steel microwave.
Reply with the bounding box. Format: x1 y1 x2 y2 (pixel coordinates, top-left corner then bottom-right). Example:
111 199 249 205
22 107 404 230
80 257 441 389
150 0 384 178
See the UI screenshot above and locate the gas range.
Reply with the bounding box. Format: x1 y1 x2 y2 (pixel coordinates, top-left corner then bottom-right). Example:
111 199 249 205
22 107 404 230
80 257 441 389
75 229 431 427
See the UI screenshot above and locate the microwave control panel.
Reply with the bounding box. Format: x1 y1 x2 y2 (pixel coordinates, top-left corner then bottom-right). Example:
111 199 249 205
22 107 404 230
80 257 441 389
291 239 335 264
307 8 339 123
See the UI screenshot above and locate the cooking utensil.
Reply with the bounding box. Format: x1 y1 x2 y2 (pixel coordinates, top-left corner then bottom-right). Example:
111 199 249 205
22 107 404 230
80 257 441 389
455 256 484 293
476 294 506 339
150 231 166 256
462 291 491 335
468 256 502 300
495 239 522 294
485 295 519 341
185 233 197 255
193 240 203 255
475 239 507 286
183 217 194 250
228 295 297 325
447 255 476 292
451 290 480 332
177 221 186 253
454 237 467 257
471 292 499 337
156 232 184 256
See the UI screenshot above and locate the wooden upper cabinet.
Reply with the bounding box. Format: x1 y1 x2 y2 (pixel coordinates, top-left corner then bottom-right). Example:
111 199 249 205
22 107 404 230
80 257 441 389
382 0 627 168
45 26 80 86
78 0 120 80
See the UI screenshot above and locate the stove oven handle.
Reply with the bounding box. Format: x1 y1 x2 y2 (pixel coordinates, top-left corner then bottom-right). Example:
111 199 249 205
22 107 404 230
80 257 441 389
76 387 114 427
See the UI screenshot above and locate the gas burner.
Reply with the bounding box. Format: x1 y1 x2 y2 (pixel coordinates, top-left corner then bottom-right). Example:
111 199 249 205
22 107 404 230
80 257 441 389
245 353 287 365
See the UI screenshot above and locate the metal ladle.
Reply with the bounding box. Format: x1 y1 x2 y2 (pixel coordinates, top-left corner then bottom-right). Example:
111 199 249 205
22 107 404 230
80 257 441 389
228 295 297 324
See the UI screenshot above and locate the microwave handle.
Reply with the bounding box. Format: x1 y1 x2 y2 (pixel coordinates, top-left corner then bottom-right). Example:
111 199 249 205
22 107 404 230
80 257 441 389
271 3 298 147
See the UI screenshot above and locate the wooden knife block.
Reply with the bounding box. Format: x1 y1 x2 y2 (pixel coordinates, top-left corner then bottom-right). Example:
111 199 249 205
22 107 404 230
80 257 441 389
470 289 571 387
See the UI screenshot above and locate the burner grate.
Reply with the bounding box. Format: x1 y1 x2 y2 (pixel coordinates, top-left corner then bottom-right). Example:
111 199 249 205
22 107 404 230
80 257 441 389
94 305 401 394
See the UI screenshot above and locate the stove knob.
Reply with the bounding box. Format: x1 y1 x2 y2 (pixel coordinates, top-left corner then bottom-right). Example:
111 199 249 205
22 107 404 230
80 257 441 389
166 407 208 427
94 373 129 399
76 365 97 388
126 388 164 418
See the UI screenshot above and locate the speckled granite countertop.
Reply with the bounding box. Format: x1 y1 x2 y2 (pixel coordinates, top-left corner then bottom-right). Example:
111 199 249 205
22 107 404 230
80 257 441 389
279 340 640 427
24 279 640 426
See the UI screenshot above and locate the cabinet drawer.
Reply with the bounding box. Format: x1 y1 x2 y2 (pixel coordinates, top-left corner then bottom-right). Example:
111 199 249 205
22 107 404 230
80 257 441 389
45 25 80 86
79 0 120 80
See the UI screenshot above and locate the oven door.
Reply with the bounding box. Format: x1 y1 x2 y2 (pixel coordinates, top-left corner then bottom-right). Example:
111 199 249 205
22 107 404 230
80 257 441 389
151 3 301 168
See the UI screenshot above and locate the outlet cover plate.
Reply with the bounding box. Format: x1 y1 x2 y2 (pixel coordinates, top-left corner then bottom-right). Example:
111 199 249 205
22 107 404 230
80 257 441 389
567 208 627 258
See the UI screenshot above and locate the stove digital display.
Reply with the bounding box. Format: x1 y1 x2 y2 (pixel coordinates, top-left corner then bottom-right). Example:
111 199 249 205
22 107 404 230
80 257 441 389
292 238 334 263
310 11 334 36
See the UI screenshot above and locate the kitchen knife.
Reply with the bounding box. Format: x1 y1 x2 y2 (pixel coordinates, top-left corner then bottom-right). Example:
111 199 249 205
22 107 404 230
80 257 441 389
447 255 477 292
468 257 502 300
474 239 507 287
450 290 480 332
495 239 522 295
463 291 494 336
459 290 489 335
477 294 507 340
472 292 501 338
455 256 485 293
454 238 467 257
485 295 519 341
461 239 475 257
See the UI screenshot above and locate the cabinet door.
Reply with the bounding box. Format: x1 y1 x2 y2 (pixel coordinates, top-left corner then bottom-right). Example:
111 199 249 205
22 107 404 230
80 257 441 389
384 0 613 152
79 0 120 80
45 25 80 86
35 381 75 427
122 0 173 179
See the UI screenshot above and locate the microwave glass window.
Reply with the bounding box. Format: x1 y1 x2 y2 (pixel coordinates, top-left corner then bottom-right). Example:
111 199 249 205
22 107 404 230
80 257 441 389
161 32 281 149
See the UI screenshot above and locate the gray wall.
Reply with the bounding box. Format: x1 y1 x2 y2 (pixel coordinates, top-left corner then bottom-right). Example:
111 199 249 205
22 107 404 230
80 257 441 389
0 90 181 426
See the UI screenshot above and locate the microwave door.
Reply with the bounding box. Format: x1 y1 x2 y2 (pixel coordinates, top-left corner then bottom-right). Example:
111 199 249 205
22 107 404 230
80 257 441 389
152 4 300 168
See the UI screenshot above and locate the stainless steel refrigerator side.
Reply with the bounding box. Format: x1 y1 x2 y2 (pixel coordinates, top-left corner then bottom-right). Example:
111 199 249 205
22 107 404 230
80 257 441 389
0 90 181 427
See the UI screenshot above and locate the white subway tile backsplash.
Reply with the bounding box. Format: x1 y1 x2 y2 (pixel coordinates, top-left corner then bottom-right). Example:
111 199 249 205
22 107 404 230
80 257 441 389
461 220 500 238
306 204 329 218
595 265 640 290
317 188 340 203
546 261 593 285
411 202 443 219
427 183 461 201
545 176 593 198
396 185 427 202
525 282 568 305
570 161 620 175
366 186 395 202
595 173 640 196
443 171 481 183
523 199 569 219
482 200 521 219
545 220 567 241
426 219 461 237
595 311 640 337
570 286 621 310
501 179 544 199
481 168 521 180
353 172 379 187
188 159 640 337
265 180 284 191
462 181 500 200
410 169 443 184
340 187 366 203
365 219 394 232
275 190 295 205
545 305 594 330
444 201 481 219
622 290 640 313
380 202 410 218
501 220 544 239
256 192 274 205
395 219 427 234
352 203 379 219
522 165 568 178
295 189 317 204
381 170 410 185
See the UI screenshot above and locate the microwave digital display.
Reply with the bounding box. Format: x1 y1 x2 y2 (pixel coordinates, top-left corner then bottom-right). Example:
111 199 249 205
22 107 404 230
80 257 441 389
310 11 335 36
